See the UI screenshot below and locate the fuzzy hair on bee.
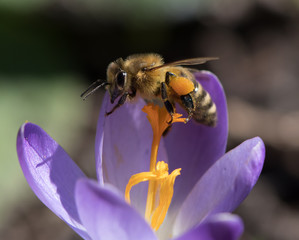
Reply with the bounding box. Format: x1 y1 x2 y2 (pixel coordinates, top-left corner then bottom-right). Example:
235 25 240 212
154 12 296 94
81 53 218 127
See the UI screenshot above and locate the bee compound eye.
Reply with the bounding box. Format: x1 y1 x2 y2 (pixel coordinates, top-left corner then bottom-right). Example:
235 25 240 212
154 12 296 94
116 71 127 88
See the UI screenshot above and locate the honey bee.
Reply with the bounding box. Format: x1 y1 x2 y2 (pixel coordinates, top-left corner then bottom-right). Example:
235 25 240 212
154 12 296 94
81 53 218 126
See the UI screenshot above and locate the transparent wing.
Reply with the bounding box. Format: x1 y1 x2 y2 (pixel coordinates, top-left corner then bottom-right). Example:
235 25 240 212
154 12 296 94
146 57 219 71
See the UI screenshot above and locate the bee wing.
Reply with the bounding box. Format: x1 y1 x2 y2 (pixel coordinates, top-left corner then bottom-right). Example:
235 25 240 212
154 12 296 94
146 57 219 71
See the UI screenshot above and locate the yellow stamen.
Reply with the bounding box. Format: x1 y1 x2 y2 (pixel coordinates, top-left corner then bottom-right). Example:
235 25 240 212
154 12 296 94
151 167 181 230
125 103 184 231
125 161 181 230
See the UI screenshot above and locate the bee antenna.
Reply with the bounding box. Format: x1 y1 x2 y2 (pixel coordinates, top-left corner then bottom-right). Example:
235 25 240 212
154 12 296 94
80 80 110 100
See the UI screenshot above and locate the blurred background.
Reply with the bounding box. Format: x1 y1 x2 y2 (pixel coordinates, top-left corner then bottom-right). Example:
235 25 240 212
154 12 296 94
1 0 299 239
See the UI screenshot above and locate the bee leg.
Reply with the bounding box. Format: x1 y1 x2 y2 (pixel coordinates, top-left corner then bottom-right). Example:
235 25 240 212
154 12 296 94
165 71 176 85
185 111 193 123
128 87 136 99
180 94 194 123
106 92 129 116
165 101 174 124
162 125 172 137
161 82 174 124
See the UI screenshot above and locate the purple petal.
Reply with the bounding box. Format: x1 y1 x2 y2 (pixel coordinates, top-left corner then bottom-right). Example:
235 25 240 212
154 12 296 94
75 179 157 240
173 137 265 236
173 213 243 240
95 95 106 185
164 71 228 212
96 93 168 214
17 122 90 239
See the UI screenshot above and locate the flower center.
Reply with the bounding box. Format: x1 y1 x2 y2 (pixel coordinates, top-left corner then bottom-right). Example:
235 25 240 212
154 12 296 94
125 104 185 231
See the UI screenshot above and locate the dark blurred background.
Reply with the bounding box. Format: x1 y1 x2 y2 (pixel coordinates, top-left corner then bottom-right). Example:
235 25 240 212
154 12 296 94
1 0 299 239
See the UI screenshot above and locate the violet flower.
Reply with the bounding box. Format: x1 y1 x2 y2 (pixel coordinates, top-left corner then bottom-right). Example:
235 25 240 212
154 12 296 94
17 71 265 240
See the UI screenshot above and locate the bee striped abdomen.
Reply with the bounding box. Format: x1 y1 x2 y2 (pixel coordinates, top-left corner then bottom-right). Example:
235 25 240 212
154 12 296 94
192 81 217 126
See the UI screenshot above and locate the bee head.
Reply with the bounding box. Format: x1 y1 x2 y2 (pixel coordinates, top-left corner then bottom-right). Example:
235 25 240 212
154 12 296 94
107 59 128 104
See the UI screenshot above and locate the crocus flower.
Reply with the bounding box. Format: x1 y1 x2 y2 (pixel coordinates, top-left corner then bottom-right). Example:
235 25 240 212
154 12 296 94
17 71 265 240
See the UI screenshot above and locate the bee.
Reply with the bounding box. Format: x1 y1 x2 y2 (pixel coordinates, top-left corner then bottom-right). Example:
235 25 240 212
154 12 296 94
81 53 218 126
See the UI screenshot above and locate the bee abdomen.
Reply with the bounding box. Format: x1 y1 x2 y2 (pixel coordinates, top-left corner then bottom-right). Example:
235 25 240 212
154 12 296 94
192 82 217 126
